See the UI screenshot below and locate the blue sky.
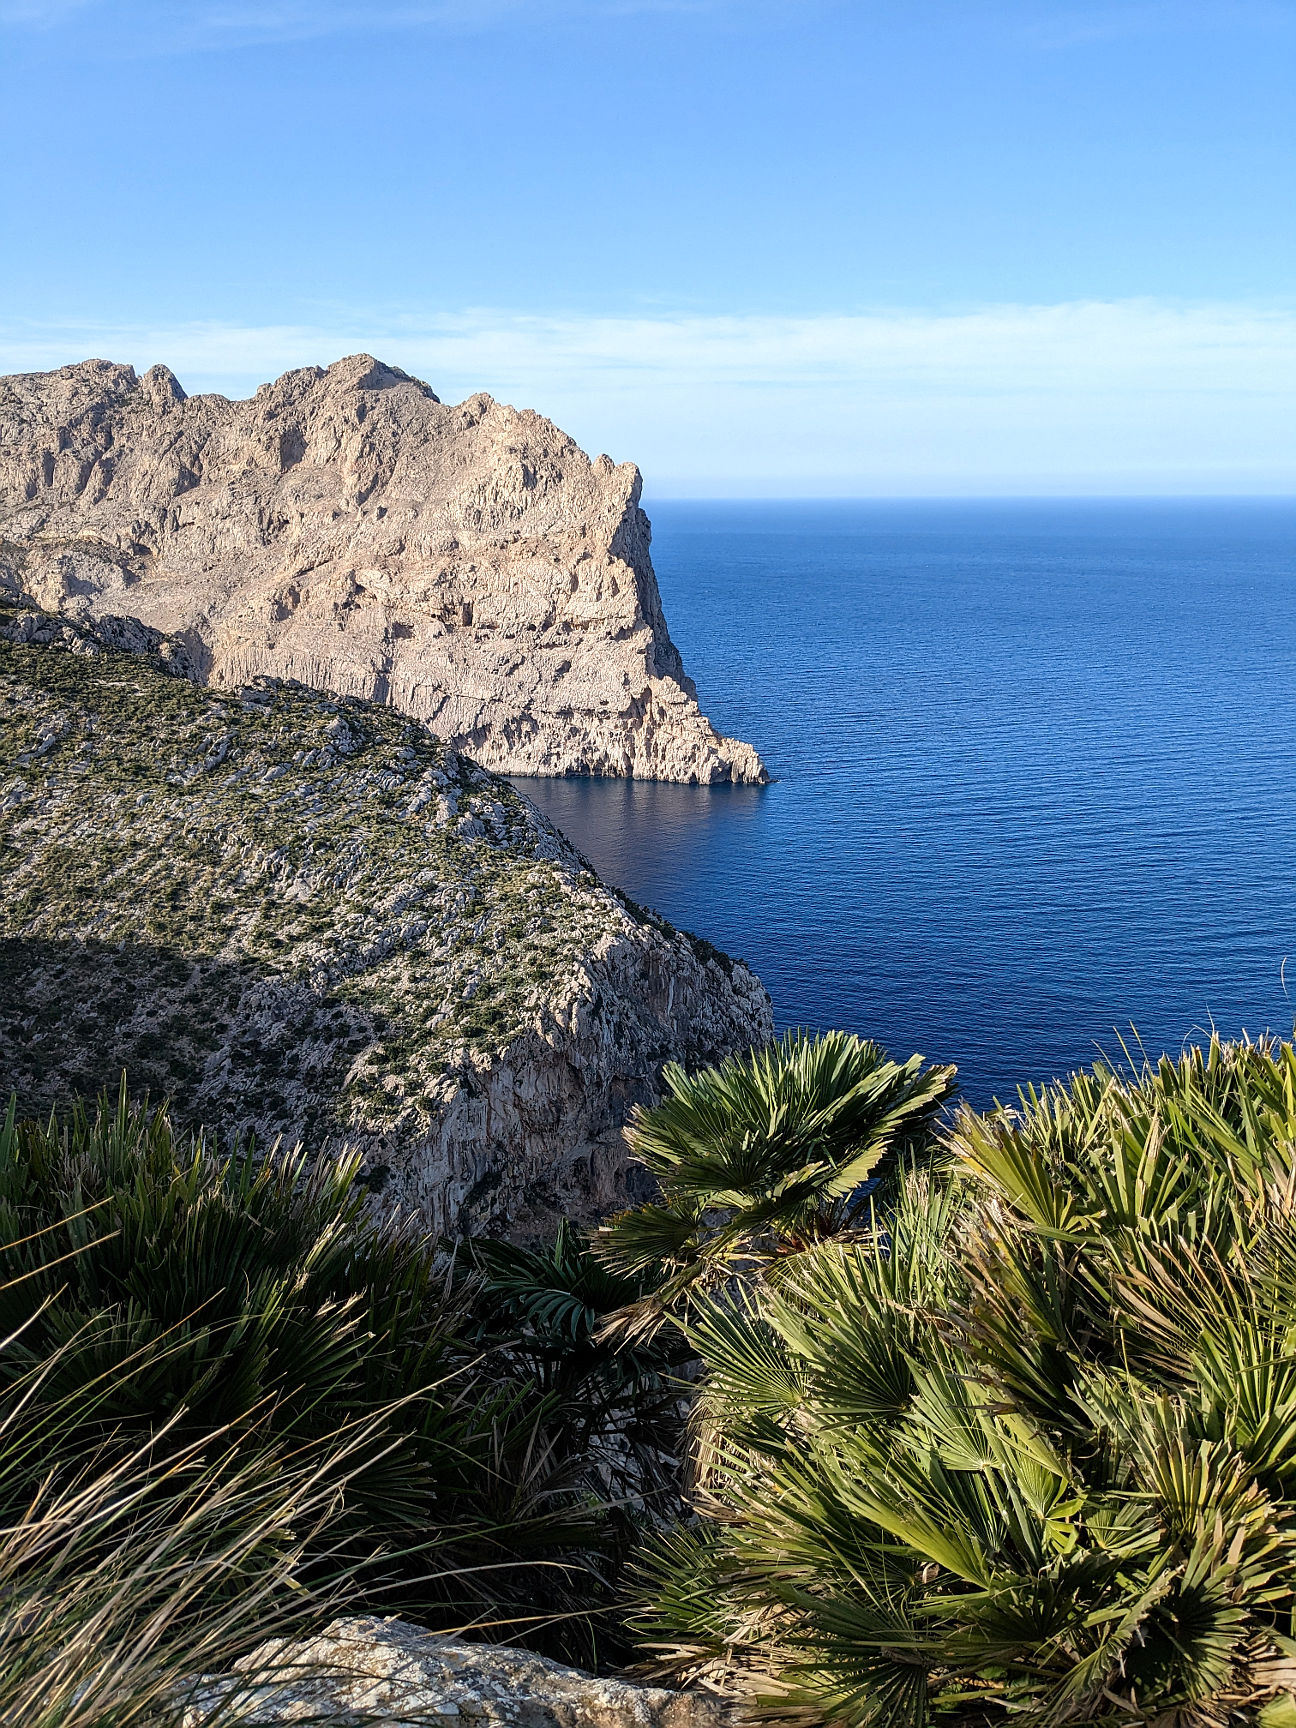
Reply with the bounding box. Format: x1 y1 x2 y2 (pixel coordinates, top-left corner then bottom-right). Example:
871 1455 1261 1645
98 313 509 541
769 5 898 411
2 0 1293 493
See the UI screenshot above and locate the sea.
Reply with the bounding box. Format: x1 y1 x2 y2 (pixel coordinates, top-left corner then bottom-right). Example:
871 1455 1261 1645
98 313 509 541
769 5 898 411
513 500 1296 1109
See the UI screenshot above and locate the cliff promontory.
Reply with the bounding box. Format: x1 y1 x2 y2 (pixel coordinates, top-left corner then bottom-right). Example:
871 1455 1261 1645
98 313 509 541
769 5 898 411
0 593 772 1235
0 355 766 784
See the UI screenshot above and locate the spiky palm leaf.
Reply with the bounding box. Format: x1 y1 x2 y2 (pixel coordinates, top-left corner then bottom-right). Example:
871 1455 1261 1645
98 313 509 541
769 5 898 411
596 1031 955 1334
0 1082 656 1660
0 1207 406 1728
633 1036 1296 1727
455 1220 694 1515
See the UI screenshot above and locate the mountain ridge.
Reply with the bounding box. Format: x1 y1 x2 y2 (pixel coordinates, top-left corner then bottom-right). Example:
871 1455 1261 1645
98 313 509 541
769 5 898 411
0 353 767 784
0 589 773 1235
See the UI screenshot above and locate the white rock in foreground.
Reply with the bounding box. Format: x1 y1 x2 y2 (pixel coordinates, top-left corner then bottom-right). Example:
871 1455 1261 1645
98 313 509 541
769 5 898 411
0 354 766 785
187 1617 732 1728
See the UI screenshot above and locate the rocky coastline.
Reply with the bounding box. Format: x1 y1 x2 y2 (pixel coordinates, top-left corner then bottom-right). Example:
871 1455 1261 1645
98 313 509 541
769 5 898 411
0 354 767 786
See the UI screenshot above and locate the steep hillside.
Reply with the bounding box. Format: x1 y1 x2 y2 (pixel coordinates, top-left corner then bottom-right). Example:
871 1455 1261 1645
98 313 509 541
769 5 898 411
0 593 772 1234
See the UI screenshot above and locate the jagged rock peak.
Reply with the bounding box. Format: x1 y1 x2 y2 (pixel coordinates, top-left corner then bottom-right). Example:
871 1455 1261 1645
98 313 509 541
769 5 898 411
0 354 766 784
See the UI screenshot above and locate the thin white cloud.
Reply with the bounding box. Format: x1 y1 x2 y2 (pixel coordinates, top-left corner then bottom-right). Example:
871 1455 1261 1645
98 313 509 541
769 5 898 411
0 0 734 44
3 301 1292 494
1020 0 1294 48
3 0 1282 47
0 0 93 20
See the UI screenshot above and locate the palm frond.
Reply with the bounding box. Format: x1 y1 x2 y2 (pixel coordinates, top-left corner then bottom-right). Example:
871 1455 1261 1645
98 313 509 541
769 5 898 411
634 1034 1296 1727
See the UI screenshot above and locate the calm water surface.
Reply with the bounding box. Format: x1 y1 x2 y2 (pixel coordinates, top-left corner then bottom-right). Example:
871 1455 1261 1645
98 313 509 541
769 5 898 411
513 500 1296 1107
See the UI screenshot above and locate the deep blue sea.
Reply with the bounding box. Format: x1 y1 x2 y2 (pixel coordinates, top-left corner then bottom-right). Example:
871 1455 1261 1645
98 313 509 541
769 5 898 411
513 500 1296 1108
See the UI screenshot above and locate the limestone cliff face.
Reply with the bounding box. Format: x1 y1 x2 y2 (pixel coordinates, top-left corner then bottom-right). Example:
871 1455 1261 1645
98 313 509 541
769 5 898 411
0 355 766 785
0 594 773 1236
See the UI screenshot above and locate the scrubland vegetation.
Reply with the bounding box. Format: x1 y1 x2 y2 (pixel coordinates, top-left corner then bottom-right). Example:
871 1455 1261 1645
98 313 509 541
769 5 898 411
0 1089 679 1723
7 1030 1296 1725
624 1036 1296 1727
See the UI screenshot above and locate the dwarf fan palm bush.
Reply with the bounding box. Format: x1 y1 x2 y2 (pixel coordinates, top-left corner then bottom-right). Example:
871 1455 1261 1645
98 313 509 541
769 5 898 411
632 1035 1296 1727
449 1221 701 1667
0 1084 641 1651
0 1218 397 1726
0 1084 448 1452
462 1220 694 1506
596 1031 955 1336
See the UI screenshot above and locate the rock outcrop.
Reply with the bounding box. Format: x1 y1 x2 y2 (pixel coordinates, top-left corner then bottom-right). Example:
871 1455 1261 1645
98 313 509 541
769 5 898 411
0 355 766 784
0 593 772 1235
187 1617 733 1728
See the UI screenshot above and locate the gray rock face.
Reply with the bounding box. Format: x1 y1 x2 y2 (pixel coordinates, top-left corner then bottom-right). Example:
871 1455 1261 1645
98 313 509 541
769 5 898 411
0 593 772 1235
187 1618 733 1728
0 355 766 785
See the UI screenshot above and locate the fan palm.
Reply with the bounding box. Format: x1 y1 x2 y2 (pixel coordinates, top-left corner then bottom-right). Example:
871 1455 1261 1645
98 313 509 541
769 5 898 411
632 1035 1296 1727
0 1082 642 1654
0 1209 397 1727
461 1219 692 1498
595 1030 955 1335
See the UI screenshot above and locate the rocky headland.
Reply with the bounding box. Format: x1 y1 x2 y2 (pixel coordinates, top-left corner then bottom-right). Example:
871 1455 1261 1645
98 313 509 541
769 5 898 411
0 593 772 1235
0 354 766 784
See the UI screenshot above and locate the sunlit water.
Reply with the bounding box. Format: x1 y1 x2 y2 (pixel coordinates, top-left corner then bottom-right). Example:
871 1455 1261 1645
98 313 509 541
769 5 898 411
513 500 1296 1107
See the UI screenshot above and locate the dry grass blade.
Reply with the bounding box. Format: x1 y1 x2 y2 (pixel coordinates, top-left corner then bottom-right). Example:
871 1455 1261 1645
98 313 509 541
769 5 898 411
0 1387 407 1728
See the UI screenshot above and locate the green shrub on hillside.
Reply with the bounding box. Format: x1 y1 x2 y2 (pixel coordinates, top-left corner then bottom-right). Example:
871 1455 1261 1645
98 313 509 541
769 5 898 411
0 1086 448 1444
459 1219 696 1512
0 1085 654 1658
596 1030 956 1338
632 1035 1296 1727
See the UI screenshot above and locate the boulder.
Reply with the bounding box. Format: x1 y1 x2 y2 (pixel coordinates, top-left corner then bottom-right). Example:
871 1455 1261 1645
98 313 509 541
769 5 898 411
186 1618 734 1728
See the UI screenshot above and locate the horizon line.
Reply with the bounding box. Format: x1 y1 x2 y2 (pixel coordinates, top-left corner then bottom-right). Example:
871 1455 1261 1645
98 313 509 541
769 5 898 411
644 491 1296 503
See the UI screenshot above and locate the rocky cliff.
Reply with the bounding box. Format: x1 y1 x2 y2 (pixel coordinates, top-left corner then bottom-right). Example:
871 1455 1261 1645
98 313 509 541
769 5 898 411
0 593 772 1236
0 355 766 784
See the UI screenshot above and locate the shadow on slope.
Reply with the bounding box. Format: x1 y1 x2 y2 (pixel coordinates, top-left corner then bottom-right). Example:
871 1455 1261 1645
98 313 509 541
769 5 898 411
0 935 380 1150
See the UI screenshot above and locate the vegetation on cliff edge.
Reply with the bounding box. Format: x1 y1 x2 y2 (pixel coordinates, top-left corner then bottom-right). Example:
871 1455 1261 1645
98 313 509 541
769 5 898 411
0 1085 685 1722
630 1034 1296 1728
